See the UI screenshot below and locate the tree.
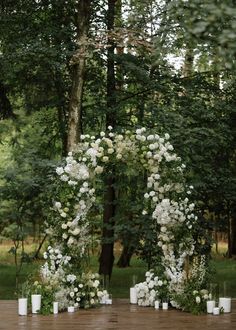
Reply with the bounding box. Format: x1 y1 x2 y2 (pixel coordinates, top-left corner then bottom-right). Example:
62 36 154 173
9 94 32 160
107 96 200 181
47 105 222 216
67 0 92 151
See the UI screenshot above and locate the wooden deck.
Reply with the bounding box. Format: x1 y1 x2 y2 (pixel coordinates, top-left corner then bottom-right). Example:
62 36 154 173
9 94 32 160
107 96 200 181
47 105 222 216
0 299 235 330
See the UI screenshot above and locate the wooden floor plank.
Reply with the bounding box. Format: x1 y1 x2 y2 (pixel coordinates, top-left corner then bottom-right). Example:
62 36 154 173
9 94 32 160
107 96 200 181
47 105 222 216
0 299 235 330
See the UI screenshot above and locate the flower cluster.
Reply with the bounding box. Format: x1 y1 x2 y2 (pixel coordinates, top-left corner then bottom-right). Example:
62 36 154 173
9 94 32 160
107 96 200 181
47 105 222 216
65 272 101 309
135 271 169 307
171 256 210 314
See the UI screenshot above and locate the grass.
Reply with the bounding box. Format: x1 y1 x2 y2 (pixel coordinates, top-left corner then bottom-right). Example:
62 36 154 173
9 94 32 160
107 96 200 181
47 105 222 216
0 241 236 299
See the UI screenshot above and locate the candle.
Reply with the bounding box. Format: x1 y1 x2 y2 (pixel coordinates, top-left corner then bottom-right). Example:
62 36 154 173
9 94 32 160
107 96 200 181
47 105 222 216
18 298 27 316
106 294 112 305
67 306 75 313
100 293 109 304
53 302 59 314
162 302 168 310
213 307 220 315
219 297 231 313
31 294 41 314
154 300 160 309
130 287 137 304
206 300 215 313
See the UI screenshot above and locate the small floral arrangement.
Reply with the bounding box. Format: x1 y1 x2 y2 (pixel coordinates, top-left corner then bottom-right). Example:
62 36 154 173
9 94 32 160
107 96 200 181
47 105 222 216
65 272 101 309
135 270 169 306
171 256 211 314
172 285 210 314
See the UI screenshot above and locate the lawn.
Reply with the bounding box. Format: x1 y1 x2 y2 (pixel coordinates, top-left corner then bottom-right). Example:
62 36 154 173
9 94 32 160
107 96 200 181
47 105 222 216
0 241 236 299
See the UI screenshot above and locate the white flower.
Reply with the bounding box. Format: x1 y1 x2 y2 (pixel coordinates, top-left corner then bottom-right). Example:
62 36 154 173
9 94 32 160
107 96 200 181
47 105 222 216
61 223 67 230
108 148 114 154
56 167 64 175
161 226 167 233
55 202 62 209
93 280 100 288
164 133 170 140
196 296 201 304
70 228 80 236
67 237 74 245
108 126 113 130
95 166 104 174
102 156 109 162
60 175 69 182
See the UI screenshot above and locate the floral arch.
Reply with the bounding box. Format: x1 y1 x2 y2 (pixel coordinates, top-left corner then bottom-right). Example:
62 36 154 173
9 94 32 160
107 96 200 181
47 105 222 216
40 127 209 313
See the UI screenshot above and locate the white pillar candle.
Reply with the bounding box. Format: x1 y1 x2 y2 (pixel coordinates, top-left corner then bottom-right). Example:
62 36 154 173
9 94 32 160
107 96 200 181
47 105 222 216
154 300 160 309
162 302 168 310
18 298 27 316
53 302 59 314
130 287 137 304
206 300 215 313
213 307 220 315
31 294 41 314
67 306 75 313
219 297 231 313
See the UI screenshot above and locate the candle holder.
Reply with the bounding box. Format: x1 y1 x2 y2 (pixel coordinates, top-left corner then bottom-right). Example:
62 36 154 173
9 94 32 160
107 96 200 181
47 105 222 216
162 298 168 310
105 294 112 305
130 287 137 304
67 306 75 313
53 302 59 314
31 294 41 314
206 300 215 313
154 300 160 309
18 298 28 316
219 281 231 313
213 306 220 315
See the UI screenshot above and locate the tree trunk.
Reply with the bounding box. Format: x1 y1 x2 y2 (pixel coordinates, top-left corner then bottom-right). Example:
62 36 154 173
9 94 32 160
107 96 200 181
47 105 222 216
182 47 194 78
67 0 91 152
99 175 116 279
230 216 236 255
0 81 14 119
227 202 232 258
117 245 135 268
99 0 117 280
105 0 117 128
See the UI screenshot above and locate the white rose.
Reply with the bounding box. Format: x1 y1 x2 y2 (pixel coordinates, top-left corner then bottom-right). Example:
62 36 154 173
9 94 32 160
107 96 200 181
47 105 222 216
61 223 67 230
102 156 109 162
108 148 114 154
55 202 62 209
95 166 104 174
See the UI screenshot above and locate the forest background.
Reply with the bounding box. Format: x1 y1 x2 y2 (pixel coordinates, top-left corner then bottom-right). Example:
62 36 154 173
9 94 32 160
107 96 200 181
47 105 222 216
0 0 236 297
